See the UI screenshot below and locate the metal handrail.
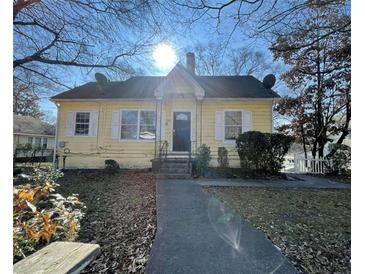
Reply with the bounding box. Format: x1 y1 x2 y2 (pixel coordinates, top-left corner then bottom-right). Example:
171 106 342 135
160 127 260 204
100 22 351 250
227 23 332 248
158 140 168 160
188 140 197 163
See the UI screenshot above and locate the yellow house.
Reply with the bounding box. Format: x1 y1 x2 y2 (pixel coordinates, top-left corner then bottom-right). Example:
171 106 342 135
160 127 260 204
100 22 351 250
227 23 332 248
51 53 279 172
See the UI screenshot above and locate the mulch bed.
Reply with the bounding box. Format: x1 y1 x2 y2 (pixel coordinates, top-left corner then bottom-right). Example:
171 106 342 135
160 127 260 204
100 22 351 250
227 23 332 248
205 187 351 274
57 169 156 273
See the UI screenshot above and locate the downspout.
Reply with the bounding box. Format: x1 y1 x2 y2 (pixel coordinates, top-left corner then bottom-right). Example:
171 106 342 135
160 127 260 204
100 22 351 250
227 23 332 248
271 99 274 133
96 102 101 148
200 100 203 147
195 99 198 153
154 99 158 158
159 99 163 145
53 102 60 166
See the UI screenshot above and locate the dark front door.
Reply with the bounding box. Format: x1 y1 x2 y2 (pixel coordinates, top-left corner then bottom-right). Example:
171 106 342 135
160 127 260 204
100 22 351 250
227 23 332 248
173 112 191 151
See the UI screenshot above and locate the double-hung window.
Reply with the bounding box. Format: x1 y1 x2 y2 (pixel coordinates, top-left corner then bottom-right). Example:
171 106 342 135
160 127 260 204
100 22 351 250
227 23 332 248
120 110 156 140
224 111 242 140
139 111 156 140
75 112 90 136
42 138 48 149
34 137 42 148
27 137 33 145
121 110 138 139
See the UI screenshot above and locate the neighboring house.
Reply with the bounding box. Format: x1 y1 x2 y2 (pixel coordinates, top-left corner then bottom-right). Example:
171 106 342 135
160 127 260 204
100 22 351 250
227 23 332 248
13 114 55 150
51 53 280 169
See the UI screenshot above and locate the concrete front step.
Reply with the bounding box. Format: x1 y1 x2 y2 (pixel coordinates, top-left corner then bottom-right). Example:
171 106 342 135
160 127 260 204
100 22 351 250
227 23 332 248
161 158 191 163
160 162 190 169
160 167 189 174
156 173 192 180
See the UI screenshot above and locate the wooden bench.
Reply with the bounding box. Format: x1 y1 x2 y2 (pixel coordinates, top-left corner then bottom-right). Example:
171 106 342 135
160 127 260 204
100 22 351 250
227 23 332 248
14 241 100 274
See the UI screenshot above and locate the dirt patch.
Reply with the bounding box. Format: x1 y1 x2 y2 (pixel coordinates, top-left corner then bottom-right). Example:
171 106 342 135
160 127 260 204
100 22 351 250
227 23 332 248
205 187 350 274
57 169 156 273
310 173 351 184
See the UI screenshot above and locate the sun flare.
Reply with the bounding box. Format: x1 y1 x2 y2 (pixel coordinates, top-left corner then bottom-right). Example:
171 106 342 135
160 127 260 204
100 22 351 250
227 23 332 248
153 43 177 69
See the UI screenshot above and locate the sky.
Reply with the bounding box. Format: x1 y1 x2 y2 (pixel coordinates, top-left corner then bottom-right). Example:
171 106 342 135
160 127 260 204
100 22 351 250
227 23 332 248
36 1 288 120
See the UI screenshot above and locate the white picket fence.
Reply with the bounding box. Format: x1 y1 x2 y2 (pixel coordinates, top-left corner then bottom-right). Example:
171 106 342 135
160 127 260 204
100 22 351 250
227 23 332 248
294 157 332 174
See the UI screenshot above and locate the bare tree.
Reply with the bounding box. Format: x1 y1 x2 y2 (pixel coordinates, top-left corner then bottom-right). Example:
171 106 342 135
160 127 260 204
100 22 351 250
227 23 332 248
168 0 350 46
13 78 43 119
229 48 271 77
191 43 226 75
13 0 162 94
189 42 282 81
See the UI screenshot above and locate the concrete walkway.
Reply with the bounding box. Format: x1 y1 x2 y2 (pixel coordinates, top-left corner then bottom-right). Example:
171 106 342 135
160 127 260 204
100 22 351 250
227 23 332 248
146 180 298 274
195 174 350 189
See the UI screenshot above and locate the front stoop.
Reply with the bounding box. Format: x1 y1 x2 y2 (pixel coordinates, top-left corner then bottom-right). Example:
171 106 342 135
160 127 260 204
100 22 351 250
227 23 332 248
152 156 192 179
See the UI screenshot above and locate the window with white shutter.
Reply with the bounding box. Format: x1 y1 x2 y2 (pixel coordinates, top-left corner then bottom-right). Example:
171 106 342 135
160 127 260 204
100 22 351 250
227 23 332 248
224 111 242 140
74 112 90 136
215 111 224 141
66 111 99 137
242 110 253 132
221 110 253 141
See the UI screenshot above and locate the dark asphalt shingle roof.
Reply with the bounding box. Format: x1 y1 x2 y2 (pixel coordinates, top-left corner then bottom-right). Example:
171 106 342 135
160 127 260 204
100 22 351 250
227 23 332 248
51 74 279 100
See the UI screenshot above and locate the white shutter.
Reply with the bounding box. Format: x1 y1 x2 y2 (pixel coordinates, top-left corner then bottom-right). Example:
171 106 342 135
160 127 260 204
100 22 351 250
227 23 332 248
242 110 252 132
111 110 120 139
89 111 99 137
215 111 224 141
66 112 75 137
156 111 165 140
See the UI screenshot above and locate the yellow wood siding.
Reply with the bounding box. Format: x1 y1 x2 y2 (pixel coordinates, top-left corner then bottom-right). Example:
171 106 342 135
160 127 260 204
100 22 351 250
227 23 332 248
56 99 273 169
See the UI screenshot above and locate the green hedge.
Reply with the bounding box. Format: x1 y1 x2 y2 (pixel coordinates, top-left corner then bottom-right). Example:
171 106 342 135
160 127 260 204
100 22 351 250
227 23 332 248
236 131 293 174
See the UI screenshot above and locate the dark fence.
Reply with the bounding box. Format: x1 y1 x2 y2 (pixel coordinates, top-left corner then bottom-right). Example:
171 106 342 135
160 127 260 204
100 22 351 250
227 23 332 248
14 148 54 164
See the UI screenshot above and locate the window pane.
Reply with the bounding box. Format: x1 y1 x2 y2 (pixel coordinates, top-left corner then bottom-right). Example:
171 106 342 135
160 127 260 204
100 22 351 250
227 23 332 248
225 126 242 140
121 125 138 139
75 124 89 135
76 112 90 123
28 137 33 144
42 138 48 149
35 137 41 148
140 111 156 125
122 110 138 124
225 111 242 126
139 125 156 140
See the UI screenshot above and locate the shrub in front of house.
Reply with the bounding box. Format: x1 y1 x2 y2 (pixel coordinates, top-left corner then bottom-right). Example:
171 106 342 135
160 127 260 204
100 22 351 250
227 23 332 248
326 143 351 175
217 147 229 169
105 159 120 173
195 144 212 177
236 131 293 174
13 167 84 263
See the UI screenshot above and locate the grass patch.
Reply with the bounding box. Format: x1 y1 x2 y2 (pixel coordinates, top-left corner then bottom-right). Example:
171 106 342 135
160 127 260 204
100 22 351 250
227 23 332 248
205 187 350 274
57 169 156 273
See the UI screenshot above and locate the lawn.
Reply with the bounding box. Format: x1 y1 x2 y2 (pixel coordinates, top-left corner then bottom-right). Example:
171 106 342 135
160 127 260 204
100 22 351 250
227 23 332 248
57 169 156 273
205 187 351 274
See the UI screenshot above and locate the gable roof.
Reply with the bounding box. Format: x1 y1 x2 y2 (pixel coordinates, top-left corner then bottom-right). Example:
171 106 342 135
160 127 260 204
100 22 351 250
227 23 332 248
13 114 55 136
51 64 280 100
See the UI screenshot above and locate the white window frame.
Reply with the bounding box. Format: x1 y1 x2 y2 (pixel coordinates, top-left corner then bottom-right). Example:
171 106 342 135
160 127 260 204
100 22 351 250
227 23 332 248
223 110 243 144
120 109 156 142
42 137 48 149
34 137 42 148
27 136 33 145
74 111 91 136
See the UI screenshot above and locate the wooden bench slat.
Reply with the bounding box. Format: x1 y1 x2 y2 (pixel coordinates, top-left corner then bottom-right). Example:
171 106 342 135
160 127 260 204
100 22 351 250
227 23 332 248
14 241 100 274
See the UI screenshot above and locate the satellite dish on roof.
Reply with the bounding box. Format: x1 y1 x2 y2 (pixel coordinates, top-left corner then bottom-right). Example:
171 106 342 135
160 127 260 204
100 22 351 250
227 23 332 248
262 74 276 89
95 73 108 85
